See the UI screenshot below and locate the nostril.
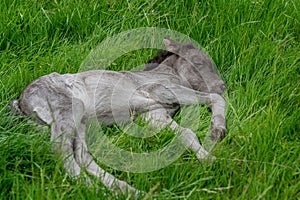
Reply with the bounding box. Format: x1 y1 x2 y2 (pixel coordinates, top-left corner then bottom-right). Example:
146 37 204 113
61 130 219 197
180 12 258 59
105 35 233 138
221 84 227 91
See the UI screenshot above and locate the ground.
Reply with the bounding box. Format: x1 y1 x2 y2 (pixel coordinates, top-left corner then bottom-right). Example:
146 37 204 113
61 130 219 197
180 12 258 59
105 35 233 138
0 0 299 199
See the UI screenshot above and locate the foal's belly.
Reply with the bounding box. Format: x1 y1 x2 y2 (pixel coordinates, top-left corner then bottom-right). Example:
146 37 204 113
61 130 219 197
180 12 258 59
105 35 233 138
75 70 178 125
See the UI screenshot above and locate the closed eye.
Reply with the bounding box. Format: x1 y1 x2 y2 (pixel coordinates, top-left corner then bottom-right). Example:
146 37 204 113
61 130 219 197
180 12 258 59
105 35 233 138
191 56 203 65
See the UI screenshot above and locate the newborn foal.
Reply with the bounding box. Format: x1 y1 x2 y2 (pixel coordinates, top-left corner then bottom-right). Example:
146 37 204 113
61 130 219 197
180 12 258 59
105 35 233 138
12 38 227 197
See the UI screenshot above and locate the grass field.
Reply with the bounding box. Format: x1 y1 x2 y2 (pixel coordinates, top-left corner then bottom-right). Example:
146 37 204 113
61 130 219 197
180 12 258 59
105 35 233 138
0 0 299 199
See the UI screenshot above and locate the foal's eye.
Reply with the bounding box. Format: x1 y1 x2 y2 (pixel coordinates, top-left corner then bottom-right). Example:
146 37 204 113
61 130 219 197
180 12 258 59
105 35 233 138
191 57 203 65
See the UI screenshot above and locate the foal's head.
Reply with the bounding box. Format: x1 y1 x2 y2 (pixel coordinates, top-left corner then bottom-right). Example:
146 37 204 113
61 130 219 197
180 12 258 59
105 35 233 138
146 39 226 95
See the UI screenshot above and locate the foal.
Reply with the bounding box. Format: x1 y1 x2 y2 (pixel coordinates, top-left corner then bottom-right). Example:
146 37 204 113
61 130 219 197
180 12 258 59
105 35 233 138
13 38 227 197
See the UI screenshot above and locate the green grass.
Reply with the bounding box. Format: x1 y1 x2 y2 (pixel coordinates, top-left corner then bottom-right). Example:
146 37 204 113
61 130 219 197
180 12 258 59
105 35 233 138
0 0 299 199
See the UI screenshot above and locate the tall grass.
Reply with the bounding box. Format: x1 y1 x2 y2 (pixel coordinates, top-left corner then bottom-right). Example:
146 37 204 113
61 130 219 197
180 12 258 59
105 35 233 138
0 0 299 199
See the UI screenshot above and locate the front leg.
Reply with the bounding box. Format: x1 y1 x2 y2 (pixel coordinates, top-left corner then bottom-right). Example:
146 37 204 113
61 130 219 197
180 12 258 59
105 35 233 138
208 94 227 141
147 84 227 141
144 108 215 162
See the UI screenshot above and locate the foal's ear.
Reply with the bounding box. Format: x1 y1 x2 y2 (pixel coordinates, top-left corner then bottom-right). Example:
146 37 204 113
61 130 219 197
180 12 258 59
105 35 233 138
163 38 181 53
185 42 196 49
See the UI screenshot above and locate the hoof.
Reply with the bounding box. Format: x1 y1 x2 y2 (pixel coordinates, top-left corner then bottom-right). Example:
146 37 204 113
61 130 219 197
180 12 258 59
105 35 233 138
210 126 226 142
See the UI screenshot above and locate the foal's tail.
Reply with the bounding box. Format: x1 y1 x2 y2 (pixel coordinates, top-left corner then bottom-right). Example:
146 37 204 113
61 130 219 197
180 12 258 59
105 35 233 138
8 99 23 116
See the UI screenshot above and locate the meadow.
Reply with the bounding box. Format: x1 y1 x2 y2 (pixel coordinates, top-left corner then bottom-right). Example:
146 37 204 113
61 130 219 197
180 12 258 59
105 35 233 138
0 0 299 199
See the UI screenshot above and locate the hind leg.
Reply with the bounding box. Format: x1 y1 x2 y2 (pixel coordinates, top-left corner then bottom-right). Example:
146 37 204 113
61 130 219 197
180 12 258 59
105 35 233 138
50 119 82 177
47 100 142 198
73 122 143 198
18 91 82 177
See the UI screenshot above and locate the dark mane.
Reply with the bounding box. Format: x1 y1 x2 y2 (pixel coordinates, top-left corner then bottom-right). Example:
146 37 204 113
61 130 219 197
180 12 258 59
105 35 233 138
144 50 174 71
